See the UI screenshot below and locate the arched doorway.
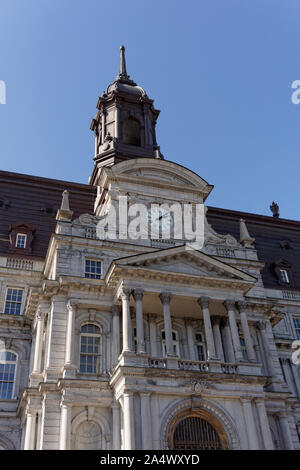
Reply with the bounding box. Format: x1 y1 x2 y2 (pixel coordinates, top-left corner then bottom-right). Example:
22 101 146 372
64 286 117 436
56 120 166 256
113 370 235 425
168 409 228 450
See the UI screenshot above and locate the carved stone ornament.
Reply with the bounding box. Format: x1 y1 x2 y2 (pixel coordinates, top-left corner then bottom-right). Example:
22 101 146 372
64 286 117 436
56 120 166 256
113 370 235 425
203 207 239 247
192 380 214 395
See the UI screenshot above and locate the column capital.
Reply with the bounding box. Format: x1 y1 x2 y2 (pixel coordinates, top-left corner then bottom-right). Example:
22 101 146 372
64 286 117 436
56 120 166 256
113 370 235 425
255 398 265 407
197 296 210 309
212 316 223 326
112 305 121 316
159 292 172 305
133 288 144 302
223 299 236 311
241 396 253 404
148 313 157 322
36 307 47 320
120 287 132 300
139 391 151 398
236 300 248 312
67 299 78 311
258 320 268 331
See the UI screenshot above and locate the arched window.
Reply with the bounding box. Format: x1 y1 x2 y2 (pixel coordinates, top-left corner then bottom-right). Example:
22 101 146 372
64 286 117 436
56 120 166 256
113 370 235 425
161 330 180 357
79 324 101 374
195 331 206 361
0 351 17 399
122 117 141 146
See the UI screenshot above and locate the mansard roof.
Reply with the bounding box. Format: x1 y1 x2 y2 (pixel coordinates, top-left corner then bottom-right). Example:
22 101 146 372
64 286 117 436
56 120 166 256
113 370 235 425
0 170 96 259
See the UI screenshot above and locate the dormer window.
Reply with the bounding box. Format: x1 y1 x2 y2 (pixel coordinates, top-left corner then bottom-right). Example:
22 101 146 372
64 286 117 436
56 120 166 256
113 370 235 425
271 259 294 286
15 234 27 249
9 223 35 254
279 269 290 284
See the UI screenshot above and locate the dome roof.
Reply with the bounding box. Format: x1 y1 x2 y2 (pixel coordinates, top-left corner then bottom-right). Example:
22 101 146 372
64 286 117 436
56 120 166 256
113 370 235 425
107 80 146 97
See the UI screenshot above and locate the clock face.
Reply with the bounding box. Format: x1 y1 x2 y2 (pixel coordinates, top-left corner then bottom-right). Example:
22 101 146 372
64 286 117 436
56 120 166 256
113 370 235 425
148 207 174 237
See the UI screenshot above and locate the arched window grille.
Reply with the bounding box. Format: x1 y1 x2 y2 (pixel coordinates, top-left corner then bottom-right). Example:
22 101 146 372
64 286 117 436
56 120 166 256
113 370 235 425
79 324 101 374
122 117 141 146
0 351 17 399
195 331 206 361
161 330 180 357
172 416 222 450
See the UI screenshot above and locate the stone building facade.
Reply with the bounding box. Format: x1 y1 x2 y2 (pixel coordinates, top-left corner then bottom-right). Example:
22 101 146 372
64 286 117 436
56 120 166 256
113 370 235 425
0 47 299 450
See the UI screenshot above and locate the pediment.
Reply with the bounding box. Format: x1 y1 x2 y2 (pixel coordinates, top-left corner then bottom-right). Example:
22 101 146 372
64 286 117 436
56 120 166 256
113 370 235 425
103 158 214 200
114 245 256 283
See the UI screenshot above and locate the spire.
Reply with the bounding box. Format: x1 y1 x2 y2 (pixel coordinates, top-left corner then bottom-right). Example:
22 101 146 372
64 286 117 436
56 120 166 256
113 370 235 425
239 218 255 247
116 45 135 85
56 190 73 221
119 45 127 77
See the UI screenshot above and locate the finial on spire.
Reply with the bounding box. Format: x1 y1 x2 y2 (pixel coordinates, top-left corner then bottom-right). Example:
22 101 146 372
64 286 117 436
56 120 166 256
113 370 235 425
119 45 127 77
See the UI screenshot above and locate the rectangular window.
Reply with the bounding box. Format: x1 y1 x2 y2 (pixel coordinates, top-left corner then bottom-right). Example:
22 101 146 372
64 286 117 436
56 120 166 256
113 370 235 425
293 317 300 340
195 332 206 361
279 269 290 284
15 233 27 249
0 351 17 399
85 259 102 279
4 288 23 315
240 337 248 361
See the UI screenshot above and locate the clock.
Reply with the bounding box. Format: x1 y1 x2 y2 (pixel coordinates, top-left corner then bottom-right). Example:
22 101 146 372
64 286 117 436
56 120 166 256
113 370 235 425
148 207 174 237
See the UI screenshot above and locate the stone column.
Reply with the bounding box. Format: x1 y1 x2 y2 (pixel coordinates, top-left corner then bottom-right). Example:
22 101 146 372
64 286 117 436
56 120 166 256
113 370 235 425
121 288 132 353
237 301 256 362
140 392 152 449
123 392 135 450
224 300 243 362
241 398 259 449
32 310 45 374
186 319 196 361
133 289 145 353
59 402 71 450
278 412 294 449
112 305 121 367
101 110 106 143
255 399 274 449
197 297 217 360
149 314 157 357
64 300 77 376
24 409 37 450
221 318 235 363
258 321 277 379
112 402 121 450
159 293 174 356
212 316 224 362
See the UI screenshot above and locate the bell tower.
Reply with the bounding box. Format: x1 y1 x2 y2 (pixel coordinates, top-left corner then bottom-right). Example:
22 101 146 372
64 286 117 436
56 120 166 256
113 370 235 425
89 46 163 186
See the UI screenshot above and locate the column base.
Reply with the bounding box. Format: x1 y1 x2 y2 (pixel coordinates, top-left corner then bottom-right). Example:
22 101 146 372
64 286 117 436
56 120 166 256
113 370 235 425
237 362 263 376
119 351 150 367
207 360 222 373
29 372 43 387
62 363 77 379
166 356 179 369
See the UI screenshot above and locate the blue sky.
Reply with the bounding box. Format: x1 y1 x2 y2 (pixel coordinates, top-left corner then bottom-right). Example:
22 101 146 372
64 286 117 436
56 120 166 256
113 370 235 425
1 0 300 219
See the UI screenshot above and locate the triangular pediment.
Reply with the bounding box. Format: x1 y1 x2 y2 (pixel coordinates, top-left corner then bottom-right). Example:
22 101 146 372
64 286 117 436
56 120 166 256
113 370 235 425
114 245 256 283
